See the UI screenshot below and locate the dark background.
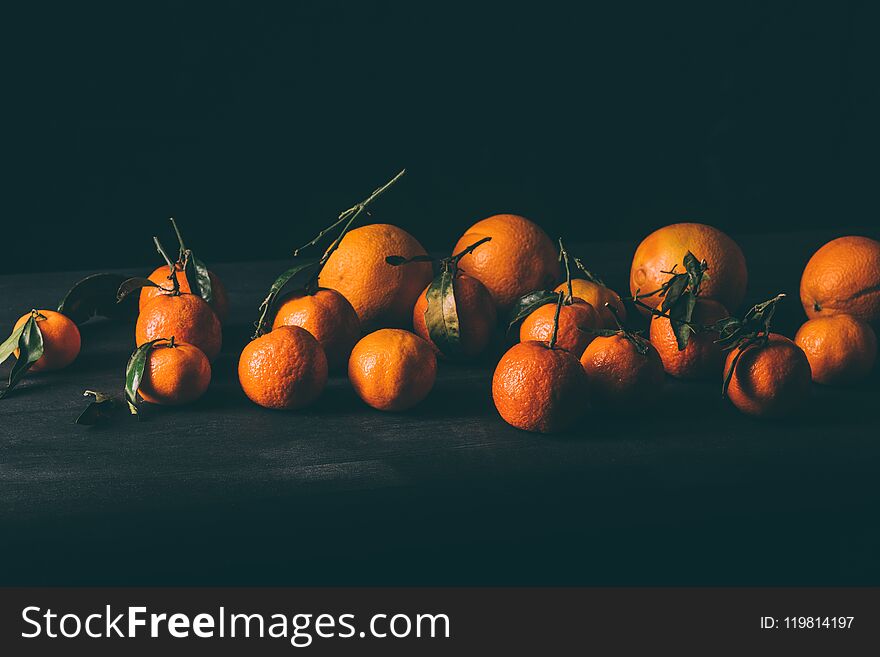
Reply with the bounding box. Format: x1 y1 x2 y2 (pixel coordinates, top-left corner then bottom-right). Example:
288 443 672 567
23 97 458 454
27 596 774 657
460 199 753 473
5 0 879 275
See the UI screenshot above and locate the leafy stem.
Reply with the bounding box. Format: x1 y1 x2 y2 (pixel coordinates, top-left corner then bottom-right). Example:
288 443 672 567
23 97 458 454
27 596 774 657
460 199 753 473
170 216 188 264
629 251 710 350
587 303 652 355
572 257 605 286
450 236 491 269
294 169 406 294
558 238 574 304
153 236 180 295
717 293 786 396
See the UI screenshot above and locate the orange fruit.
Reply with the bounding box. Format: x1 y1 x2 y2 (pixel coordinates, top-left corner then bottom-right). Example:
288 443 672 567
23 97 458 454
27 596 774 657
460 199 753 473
520 297 599 358
630 223 747 315
580 334 664 408
413 273 497 357
348 329 437 411
492 340 587 433
238 325 328 410
136 293 222 362
453 214 560 311
799 235 880 326
794 315 877 385
272 288 361 371
724 333 812 418
138 341 211 405
140 263 230 322
12 309 81 371
555 279 626 329
317 224 433 330
649 297 728 379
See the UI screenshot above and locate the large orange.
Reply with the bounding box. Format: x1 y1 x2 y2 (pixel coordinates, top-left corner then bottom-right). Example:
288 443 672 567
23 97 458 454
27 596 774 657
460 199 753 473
317 224 433 330
412 273 497 358
649 297 728 379
12 309 81 372
238 325 328 410
139 263 230 322
555 279 626 329
136 293 222 362
799 235 880 326
794 315 877 385
630 223 747 315
138 341 211 405
452 214 560 311
580 334 664 409
348 329 437 411
520 297 598 358
492 340 587 433
724 333 812 418
272 288 361 371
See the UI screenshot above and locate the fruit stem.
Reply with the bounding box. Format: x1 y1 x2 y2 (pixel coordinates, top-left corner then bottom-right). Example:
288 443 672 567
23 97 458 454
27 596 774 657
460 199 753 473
169 217 188 264
558 238 574 304
168 335 176 348
630 296 705 330
154 236 180 295
294 169 406 294
573 256 604 285
294 169 406 258
449 236 492 267
548 291 564 350
605 302 625 331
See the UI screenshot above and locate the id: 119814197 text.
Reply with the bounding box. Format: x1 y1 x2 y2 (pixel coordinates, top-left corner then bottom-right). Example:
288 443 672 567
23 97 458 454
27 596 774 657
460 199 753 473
760 616 854 630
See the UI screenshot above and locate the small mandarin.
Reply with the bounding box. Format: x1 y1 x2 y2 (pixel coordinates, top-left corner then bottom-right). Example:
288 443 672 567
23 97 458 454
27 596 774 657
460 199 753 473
724 333 812 418
138 341 211 405
580 334 664 409
492 340 588 433
413 273 497 358
800 235 880 326
520 297 598 358
348 329 437 411
555 279 626 329
136 293 222 362
318 224 433 330
139 263 230 323
630 223 747 315
238 326 328 410
272 288 360 371
650 297 728 379
794 315 877 385
12 309 81 372
453 214 560 311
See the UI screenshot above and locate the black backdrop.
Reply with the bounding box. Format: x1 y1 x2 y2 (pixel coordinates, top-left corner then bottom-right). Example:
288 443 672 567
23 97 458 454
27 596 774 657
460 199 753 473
5 0 879 275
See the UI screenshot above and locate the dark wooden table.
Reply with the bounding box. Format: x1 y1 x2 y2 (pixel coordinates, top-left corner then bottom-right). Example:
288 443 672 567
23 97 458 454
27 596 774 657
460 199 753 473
2 231 878 585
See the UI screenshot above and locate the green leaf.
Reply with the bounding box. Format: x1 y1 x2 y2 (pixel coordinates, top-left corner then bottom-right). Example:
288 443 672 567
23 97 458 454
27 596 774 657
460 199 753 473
254 261 320 337
683 251 708 297
117 277 161 302
505 290 559 334
669 291 697 350
0 315 44 400
184 251 213 304
424 269 461 357
75 389 124 425
58 273 137 324
385 254 435 266
660 274 688 312
0 323 27 367
124 339 164 415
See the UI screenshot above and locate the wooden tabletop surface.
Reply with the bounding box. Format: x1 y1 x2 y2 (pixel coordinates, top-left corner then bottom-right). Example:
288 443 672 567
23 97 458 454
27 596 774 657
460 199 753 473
2 230 878 585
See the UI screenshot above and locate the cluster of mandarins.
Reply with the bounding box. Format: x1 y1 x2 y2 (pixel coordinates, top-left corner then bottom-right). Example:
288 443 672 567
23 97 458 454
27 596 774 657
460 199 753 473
240 204 879 432
2 175 878 433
